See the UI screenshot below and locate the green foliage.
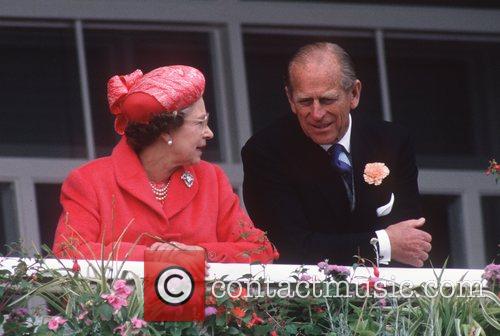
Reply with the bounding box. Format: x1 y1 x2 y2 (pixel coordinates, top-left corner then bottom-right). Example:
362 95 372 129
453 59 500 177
1 245 500 335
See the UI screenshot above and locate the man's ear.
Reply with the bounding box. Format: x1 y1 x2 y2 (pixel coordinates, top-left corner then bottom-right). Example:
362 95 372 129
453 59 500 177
350 80 362 110
285 86 297 115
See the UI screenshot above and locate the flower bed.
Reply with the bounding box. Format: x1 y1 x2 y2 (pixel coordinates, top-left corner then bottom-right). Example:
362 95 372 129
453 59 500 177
1 253 500 336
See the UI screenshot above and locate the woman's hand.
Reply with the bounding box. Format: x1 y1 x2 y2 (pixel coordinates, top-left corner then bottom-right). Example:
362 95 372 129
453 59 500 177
148 242 210 272
148 241 203 251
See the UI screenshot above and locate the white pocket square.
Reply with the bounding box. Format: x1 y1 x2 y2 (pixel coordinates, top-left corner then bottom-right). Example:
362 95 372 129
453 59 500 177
376 193 394 217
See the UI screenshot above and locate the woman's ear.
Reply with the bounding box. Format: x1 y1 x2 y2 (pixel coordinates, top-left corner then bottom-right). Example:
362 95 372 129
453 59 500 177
160 133 173 146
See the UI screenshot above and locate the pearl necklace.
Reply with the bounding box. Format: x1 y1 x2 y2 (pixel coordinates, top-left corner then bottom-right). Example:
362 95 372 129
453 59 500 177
149 179 171 203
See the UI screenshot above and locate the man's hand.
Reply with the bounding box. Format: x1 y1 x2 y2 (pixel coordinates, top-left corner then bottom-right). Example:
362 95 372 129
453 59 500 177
386 217 432 267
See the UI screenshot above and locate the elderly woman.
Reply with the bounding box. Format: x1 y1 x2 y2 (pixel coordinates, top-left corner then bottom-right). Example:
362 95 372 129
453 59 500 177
53 65 278 263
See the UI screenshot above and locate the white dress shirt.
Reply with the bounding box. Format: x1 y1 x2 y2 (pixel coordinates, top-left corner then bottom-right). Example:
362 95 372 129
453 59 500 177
322 114 391 264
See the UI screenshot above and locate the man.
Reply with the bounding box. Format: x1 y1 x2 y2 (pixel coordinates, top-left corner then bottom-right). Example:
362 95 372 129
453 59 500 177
242 42 431 267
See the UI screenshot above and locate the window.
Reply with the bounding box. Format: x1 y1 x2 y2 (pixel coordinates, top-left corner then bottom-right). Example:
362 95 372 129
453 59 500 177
420 195 462 267
84 27 221 161
481 196 500 263
244 32 381 133
386 35 500 169
0 26 85 158
35 183 62 252
0 183 18 255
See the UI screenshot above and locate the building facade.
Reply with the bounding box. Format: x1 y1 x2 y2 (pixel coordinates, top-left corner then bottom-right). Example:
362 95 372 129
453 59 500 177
0 0 499 267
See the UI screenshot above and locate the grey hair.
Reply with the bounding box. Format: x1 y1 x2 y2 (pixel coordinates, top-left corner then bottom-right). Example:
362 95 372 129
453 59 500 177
286 42 357 93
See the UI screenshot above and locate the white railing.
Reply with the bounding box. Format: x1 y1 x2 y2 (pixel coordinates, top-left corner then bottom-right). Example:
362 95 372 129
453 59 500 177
0 257 485 285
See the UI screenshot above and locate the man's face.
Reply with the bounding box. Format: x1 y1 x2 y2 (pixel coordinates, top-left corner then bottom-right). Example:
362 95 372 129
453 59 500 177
286 60 361 145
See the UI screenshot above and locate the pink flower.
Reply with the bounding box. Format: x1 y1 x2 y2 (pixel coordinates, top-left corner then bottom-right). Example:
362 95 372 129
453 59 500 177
101 292 128 311
363 162 390 186
77 309 88 320
205 306 217 317
113 280 132 298
72 259 81 273
113 324 127 336
130 316 147 329
48 316 67 331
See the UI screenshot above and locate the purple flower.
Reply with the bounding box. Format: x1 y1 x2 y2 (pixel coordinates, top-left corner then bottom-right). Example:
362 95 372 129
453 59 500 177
317 261 328 271
325 265 350 277
8 307 29 321
482 264 500 286
299 274 312 282
378 298 387 307
205 306 218 317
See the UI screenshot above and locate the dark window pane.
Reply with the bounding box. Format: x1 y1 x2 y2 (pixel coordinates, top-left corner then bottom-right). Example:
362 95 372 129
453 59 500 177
35 184 62 252
85 28 220 161
421 195 463 267
244 33 381 133
386 36 500 169
481 196 500 263
264 0 500 8
0 27 85 158
0 183 19 255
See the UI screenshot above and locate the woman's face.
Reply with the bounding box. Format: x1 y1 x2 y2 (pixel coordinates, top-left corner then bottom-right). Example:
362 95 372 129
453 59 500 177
168 98 214 165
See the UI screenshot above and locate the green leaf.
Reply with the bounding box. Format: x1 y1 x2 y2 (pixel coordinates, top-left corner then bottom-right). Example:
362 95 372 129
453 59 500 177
356 331 376 336
285 324 298 334
216 314 226 327
228 326 241 335
238 273 253 280
97 303 113 321
170 328 181 336
34 324 50 335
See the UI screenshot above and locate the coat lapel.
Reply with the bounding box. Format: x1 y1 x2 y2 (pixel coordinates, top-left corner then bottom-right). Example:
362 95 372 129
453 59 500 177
112 138 200 221
163 166 199 219
112 137 166 219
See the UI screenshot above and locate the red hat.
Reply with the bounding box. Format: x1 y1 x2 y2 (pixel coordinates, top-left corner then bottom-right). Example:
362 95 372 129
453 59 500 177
107 65 205 135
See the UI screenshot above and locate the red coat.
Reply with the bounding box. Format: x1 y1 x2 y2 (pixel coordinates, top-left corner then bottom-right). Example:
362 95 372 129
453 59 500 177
53 138 278 263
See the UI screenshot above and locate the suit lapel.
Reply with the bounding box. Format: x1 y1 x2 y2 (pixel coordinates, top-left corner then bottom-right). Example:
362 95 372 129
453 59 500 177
350 114 386 216
288 118 351 216
350 114 370 201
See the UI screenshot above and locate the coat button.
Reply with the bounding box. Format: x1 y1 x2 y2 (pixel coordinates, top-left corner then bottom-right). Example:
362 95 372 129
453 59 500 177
207 251 216 261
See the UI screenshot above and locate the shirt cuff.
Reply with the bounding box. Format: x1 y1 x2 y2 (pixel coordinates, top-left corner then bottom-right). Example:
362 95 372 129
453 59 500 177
375 229 391 265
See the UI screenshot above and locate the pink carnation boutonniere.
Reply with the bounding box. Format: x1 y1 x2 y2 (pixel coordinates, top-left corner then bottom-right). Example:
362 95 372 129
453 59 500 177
363 162 390 186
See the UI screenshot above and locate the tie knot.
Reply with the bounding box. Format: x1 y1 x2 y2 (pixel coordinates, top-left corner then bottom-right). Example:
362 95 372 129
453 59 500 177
328 143 351 174
328 143 347 157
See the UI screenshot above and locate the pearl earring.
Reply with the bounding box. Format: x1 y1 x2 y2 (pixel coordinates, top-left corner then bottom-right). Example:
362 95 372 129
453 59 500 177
167 138 173 146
